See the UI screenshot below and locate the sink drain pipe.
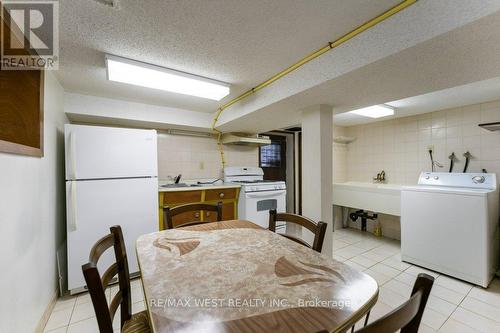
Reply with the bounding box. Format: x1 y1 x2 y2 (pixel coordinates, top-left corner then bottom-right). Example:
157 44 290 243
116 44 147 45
350 210 378 232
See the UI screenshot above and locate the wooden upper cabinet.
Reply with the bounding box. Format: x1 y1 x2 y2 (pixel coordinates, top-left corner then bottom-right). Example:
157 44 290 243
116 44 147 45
0 13 44 157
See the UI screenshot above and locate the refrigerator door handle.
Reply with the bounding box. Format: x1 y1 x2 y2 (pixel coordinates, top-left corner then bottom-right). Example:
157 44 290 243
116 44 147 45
69 131 77 179
69 181 78 231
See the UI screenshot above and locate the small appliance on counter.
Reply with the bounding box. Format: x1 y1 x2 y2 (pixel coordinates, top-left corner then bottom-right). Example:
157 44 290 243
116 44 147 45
401 172 499 287
224 167 286 231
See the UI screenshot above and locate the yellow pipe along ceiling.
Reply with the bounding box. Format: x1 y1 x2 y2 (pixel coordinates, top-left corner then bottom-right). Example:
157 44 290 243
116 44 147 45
212 0 418 168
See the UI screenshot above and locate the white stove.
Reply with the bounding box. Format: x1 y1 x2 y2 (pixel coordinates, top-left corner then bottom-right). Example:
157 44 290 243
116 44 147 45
224 167 286 231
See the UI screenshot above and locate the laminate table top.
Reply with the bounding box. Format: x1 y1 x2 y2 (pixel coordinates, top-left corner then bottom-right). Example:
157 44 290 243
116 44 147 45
136 220 378 333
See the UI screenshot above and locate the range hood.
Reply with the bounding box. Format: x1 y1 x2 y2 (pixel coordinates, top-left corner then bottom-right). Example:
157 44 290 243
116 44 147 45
221 133 271 146
479 122 500 131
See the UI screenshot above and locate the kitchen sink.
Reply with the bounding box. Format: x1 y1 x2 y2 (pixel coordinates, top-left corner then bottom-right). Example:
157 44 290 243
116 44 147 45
161 183 201 188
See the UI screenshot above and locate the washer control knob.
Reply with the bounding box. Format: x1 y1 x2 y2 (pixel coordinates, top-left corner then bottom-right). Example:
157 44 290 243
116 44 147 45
425 176 430 180
434 176 439 180
472 176 485 184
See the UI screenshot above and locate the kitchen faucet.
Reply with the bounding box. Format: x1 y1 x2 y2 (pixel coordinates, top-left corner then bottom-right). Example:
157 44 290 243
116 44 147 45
373 170 386 183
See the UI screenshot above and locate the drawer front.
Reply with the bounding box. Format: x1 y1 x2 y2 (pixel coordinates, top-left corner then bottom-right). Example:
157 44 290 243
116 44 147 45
163 190 202 205
171 210 201 228
205 188 237 201
203 202 235 222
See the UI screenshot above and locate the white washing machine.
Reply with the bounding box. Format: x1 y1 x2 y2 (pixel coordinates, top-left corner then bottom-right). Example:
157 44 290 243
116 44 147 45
401 172 499 287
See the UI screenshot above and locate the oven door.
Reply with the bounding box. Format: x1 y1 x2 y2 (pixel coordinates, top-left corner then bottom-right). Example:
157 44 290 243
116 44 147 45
244 190 286 231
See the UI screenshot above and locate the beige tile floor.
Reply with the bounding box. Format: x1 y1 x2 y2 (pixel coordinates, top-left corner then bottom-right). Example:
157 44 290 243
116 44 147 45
333 228 500 333
44 228 500 333
44 279 145 333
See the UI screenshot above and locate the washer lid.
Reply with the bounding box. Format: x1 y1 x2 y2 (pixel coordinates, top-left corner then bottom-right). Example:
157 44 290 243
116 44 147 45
402 185 494 196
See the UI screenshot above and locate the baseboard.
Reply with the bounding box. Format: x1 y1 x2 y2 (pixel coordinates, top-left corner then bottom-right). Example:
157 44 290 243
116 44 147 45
35 289 59 333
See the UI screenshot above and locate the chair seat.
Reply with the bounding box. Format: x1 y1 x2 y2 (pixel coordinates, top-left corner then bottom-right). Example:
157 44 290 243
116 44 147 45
122 311 151 333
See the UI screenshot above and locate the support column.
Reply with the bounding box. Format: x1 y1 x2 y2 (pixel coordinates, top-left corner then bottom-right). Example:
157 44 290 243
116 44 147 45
301 105 333 257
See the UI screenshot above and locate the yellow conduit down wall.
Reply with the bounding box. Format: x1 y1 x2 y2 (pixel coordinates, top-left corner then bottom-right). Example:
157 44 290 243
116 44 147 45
212 0 418 168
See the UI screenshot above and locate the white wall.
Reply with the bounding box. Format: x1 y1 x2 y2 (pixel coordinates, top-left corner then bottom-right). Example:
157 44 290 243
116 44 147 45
333 125 348 183
302 105 333 256
0 72 67 332
333 100 500 239
157 133 258 180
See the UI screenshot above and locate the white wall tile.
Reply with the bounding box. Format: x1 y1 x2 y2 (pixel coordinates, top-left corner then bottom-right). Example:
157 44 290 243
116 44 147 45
333 99 500 239
157 133 258 180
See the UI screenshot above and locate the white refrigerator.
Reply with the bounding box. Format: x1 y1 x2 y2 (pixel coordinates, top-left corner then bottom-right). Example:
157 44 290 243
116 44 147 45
65 124 158 293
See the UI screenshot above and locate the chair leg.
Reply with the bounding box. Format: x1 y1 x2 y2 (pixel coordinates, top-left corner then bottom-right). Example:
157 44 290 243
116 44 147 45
364 311 370 326
350 310 370 333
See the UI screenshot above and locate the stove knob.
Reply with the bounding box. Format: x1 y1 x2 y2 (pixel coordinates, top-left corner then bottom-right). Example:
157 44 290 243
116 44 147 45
472 176 485 184
434 176 439 180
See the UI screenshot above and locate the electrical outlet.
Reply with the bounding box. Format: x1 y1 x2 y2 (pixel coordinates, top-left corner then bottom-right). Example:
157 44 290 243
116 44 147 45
427 144 434 152
199 161 205 170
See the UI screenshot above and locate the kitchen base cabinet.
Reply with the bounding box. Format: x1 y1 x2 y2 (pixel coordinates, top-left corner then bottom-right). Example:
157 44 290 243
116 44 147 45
158 187 240 230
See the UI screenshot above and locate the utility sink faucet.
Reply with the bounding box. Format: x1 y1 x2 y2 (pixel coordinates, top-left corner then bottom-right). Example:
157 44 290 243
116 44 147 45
373 170 386 183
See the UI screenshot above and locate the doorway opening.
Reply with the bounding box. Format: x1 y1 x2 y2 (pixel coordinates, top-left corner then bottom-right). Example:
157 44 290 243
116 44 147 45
259 129 301 214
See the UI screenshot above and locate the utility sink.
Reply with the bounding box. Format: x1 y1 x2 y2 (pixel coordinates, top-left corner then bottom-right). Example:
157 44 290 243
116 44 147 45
333 181 403 216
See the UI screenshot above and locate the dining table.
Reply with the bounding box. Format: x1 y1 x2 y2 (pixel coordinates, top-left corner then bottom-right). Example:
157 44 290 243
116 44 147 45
136 220 379 333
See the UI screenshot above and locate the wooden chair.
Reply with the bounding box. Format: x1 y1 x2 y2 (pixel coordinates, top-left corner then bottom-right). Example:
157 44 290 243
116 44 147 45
269 209 327 252
164 202 223 229
81 226 151 333
356 273 434 333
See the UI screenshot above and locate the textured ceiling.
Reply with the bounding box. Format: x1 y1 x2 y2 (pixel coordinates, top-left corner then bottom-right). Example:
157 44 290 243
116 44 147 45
334 77 500 126
57 0 400 112
217 3 500 133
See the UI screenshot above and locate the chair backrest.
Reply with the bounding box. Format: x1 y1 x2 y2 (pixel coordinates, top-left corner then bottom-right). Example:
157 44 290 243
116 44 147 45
81 225 131 333
164 202 223 229
269 209 327 252
356 273 434 333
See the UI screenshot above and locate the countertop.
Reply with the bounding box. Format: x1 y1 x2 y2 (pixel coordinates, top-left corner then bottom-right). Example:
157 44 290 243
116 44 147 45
158 182 241 192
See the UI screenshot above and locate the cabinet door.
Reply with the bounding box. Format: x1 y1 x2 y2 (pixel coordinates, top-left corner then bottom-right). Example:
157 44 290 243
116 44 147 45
204 209 219 222
222 202 235 221
203 202 235 222
172 210 202 228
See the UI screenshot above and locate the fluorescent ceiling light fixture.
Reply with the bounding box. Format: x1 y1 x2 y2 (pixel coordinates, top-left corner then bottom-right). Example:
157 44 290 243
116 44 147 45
348 104 395 118
105 54 230 101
